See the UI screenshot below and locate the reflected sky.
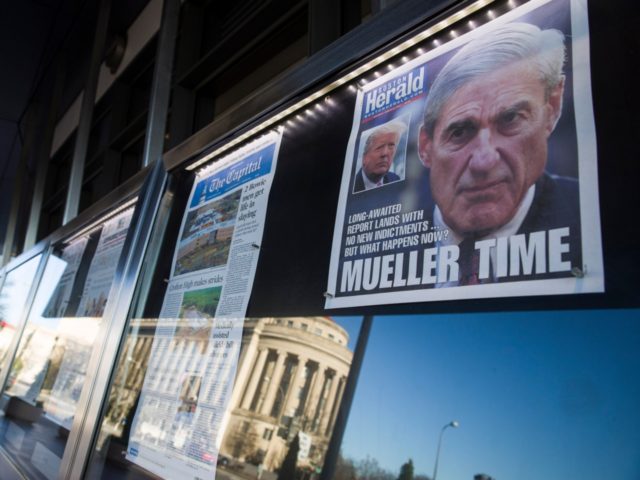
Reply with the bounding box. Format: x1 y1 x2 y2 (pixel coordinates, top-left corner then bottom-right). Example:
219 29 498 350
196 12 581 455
340 309 640 479
0 255 41 326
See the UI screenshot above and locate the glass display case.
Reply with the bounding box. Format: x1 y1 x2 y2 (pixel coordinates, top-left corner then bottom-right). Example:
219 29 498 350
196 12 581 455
0 0 638 478
0 205 136 480
0 255 43 383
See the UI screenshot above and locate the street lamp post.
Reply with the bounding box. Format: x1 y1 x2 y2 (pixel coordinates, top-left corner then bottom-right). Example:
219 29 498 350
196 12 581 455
432 420 459 480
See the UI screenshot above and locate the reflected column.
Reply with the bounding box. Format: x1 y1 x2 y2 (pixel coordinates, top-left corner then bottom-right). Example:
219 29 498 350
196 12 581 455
240 348 269 410
227 324 261 411
325 375 346 436
262 350 287 416
286 355 307 417
304 365 325 427
318 369 339 435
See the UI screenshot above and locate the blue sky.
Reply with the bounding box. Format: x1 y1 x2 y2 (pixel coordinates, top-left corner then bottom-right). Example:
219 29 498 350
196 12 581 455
335 309 640 479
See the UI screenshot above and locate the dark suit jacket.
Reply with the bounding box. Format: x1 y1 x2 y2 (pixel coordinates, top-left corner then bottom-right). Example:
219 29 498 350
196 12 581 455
425 172 582 281
353 168 401 193
513 172 582 278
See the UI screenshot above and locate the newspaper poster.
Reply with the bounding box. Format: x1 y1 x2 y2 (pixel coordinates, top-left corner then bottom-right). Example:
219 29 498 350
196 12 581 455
42 236 89 318
326 0 603 309
41 209 133 427
43 317 101 428
125 131 282 479
76 208 133 317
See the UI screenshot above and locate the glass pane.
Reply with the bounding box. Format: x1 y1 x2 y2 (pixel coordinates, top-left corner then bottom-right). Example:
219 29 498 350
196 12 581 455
0 208 134 480
0 255 42 376
340 310 640 480
87 315 362 479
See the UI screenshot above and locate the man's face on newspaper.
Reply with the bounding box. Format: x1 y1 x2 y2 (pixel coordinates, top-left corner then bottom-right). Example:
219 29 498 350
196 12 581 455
418 60 564 235
362 131 399 181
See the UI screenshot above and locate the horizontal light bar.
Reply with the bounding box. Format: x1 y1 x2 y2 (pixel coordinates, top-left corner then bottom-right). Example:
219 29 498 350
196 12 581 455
186 0 498 171
63 197 138 246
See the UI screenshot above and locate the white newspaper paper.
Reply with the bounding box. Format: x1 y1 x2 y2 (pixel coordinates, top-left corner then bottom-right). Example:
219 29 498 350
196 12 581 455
126 131 282 479
76 208 133 317
326 0 603 308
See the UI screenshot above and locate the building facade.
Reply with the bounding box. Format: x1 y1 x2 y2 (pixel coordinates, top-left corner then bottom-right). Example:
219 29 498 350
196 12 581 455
0 0 638 479
222 317 352 472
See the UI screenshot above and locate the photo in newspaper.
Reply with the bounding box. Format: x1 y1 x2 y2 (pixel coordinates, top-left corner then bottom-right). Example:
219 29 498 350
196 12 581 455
125 131 282 479
326 0 603 309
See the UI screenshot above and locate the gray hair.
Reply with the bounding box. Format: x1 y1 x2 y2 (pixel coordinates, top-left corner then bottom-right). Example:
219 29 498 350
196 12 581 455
363 120 408 154
423 22 566 137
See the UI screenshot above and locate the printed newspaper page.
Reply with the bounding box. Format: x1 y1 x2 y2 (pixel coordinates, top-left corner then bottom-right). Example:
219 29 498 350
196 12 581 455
125 131 282 479
44 208 134 428
76 208 134 317
42 237 88 318
326 0 603 309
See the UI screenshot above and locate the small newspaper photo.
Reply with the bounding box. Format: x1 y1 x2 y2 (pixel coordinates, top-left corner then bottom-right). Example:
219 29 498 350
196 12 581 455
326 0 604 309
125 130 282 480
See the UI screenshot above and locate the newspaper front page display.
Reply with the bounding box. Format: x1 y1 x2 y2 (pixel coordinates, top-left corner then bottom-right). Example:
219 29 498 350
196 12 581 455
76 209 134 317
125 131 282 479
41 237 89 319
4 207 133 427
326 0 603 309
44 208 134 428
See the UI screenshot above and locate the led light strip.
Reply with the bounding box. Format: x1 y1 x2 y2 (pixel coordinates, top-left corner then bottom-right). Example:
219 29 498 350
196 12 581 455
62 197 138 246
186 0 498 171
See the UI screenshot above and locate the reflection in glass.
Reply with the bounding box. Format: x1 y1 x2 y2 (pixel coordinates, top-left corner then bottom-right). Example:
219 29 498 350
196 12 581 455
0 208 133 480
340 310 640 480
222 317 352 472
0 255 41 376
6 255 68 404
88 316 360 479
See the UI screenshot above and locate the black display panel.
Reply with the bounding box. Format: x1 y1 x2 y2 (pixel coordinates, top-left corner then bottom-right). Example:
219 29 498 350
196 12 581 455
245 0 640 317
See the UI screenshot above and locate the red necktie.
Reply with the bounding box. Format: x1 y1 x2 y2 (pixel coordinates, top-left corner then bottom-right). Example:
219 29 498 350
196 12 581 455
458 238 480 286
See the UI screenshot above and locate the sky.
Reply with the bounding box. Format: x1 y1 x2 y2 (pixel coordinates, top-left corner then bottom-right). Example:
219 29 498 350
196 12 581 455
334 309 640 480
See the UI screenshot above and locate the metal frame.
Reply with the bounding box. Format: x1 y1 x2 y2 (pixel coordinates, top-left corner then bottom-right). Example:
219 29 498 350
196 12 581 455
142 0 181 167
62 159 168 479
0 244 50 397
24 56 68 250
321 315 373 480
0 246 50 479
0 236 48 279
0 163 151 480
1 106 39 266
0 447 26 480
63 2 180 476
0 148 160 480
64 0 112 224
153 2 478 477
308 0 342 55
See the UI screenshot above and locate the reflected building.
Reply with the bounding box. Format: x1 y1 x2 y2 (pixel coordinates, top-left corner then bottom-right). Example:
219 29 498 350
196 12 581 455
221 317 353 472
100 316 352 475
